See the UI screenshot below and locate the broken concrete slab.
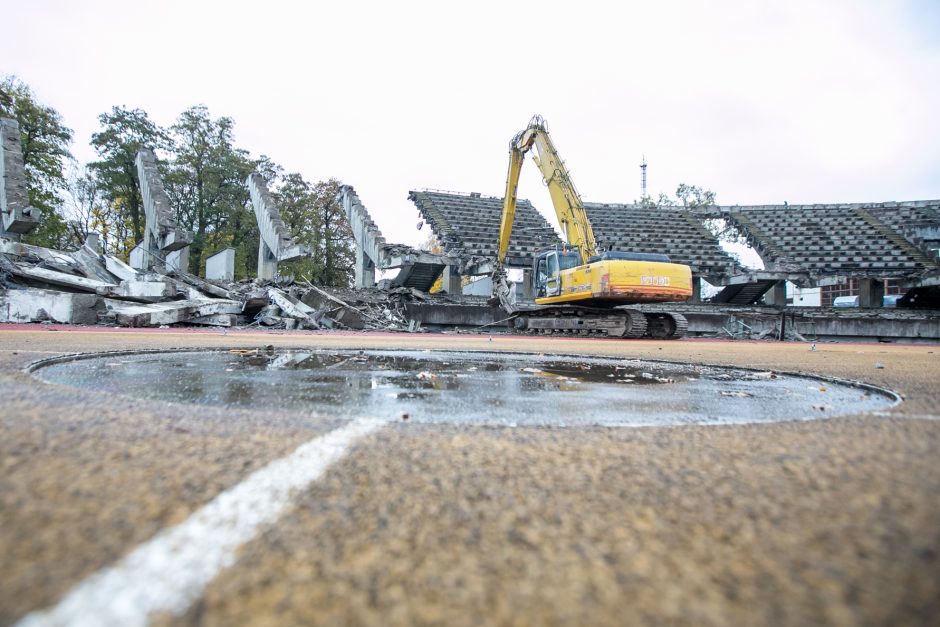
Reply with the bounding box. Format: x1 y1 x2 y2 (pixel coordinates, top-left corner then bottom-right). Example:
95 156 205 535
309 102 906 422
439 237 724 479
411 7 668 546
105 298 243 327
0 288 100 324
267 287 320 328
71 246 123 285
105 256 139 282
302 282 383 328
0 238 78 267
6 263 117 293
185 313 237 327
167 269 234 300
330 307 366 330
113 280 177 303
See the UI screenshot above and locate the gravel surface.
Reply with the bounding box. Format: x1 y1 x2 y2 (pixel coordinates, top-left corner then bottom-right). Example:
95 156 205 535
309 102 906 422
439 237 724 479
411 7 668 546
0 326 938 626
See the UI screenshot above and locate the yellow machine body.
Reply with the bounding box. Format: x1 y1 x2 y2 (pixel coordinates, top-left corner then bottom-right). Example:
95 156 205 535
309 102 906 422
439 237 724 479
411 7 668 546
535 258 693 306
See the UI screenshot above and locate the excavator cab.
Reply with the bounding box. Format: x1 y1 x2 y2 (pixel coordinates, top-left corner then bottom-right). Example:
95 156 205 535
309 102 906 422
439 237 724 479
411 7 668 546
534 246 582 298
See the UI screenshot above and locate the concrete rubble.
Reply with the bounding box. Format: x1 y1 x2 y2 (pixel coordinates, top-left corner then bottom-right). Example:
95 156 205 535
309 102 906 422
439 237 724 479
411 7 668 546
0 234 473 331
338 185 458 292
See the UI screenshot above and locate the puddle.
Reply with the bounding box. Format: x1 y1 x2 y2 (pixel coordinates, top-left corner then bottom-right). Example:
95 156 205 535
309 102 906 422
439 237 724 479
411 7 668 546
34 349 897 427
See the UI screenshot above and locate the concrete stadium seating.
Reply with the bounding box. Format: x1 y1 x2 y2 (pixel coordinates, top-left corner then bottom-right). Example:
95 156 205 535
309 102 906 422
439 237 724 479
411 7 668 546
726 202 940 278
408 190 559 266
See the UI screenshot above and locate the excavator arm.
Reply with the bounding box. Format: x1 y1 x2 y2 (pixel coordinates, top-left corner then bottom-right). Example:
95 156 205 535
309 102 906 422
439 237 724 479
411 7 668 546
496 115 598 267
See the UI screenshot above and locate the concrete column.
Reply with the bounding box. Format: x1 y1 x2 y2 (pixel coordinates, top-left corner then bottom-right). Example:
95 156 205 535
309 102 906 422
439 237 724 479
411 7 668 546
441 265 462 294
129 244 147 270
247 173 311 278
206 248 235 281
691 276 702 304
354 245 375 288
765 280 788 307
166 247 189 273
1 118 40 239
136 149 192 270
257 241 278 281
84 232 101 254
858 278 885 308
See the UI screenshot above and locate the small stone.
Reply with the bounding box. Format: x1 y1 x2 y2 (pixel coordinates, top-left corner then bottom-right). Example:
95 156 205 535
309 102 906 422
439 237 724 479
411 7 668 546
874 362 885 369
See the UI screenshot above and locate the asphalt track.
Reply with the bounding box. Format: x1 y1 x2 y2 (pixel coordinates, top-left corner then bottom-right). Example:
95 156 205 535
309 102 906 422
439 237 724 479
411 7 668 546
1 326 938 626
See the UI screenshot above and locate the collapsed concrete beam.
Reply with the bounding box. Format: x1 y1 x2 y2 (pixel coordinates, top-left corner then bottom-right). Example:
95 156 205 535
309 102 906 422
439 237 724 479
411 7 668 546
0 118 40 239
185 313 236 327
337 185 384 287
247 174 312 280
0 288 100 324
337 185 452 291
105 256 139 282
267 287 320 328
713 270 812 287
112 280 177 303
135 149 193 271
166 268 234 300
0 238 75 266
4 260 183 304
105 298 242 327
6 263 117 293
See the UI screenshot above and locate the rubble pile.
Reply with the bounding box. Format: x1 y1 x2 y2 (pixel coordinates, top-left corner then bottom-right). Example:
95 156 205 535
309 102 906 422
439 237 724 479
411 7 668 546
0 236 465 331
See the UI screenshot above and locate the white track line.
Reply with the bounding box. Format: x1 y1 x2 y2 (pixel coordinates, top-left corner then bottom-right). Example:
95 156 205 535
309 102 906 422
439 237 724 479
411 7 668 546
16 416 390 627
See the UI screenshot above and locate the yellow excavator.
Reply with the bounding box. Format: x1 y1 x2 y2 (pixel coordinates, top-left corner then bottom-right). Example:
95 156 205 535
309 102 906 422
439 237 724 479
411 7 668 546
493 115 693 339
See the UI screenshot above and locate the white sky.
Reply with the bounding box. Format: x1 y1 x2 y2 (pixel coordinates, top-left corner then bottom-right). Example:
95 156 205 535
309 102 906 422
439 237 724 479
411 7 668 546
4 0 940 247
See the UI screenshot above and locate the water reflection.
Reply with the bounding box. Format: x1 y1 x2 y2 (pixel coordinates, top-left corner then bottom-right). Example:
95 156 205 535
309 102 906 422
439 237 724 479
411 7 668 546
35 349 895 427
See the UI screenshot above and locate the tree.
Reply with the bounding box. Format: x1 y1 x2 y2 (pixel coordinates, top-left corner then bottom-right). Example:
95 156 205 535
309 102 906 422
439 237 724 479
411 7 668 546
61 164 104 247
89 106 169 248
0 75 74 247
164 105 255 274
277 175 354 287
676 183 716 208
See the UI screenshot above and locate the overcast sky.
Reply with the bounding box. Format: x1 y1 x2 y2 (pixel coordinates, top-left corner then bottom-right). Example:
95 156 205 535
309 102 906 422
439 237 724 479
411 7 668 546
4 0 940 247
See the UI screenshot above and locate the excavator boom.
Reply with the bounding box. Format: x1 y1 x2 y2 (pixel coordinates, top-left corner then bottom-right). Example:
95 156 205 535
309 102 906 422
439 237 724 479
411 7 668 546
497 116 597 266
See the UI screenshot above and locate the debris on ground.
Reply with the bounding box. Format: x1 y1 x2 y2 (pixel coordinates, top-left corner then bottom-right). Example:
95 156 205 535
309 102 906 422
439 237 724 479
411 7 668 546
0 236 461 331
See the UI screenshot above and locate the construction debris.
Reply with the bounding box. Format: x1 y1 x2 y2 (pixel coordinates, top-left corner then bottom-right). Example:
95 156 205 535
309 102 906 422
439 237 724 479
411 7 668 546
0 235 449 331
0 288 99 324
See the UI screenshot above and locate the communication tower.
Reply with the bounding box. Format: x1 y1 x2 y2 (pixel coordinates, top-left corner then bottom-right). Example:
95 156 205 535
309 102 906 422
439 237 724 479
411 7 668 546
640 155 648 199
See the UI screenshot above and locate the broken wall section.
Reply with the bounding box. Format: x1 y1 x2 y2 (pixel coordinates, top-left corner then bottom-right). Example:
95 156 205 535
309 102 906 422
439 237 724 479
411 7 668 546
134 149 192 271
0 118 40 239
247 173 311 280
338 185 454 292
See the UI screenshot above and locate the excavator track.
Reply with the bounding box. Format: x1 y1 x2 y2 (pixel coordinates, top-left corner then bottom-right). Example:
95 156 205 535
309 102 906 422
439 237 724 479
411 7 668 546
643 312 689 340
514 308 687 340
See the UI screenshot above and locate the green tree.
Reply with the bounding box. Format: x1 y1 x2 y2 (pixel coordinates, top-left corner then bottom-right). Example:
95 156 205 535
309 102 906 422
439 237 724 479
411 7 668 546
675 183 716 208
0 75 74 247
164 105 254 274
277 176 354 287
89 106 169 248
